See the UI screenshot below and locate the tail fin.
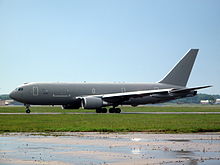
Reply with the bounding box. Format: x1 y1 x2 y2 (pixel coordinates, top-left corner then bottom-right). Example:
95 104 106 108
159 49 199 87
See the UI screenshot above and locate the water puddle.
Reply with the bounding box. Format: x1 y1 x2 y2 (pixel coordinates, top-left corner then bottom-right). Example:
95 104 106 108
0 133 220 165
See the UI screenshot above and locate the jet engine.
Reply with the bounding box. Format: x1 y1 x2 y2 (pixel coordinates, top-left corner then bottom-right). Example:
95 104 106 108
81 97 108 109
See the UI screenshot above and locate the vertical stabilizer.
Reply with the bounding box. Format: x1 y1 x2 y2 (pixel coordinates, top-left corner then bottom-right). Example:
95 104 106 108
159 49 199 87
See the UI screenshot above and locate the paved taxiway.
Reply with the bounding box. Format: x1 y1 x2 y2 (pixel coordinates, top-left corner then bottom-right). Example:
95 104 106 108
1 132 220 165
1 112 220 115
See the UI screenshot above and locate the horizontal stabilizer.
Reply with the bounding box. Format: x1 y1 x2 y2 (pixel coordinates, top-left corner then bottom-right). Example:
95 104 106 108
171 85 212 93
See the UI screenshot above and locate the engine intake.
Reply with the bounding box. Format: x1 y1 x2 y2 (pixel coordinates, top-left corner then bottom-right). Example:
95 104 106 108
82 97 108 109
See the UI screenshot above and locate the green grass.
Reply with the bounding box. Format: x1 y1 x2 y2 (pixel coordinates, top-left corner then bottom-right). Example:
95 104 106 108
1 106 220 133
122 106 220 112
0 106 91 113
1 105 220 113
0 114 220 133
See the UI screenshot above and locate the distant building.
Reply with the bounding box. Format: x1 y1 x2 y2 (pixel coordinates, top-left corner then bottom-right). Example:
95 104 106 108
5 100 14 105
0 99 23 106
215 99 220 104
200 100 211 104
0 100 5 106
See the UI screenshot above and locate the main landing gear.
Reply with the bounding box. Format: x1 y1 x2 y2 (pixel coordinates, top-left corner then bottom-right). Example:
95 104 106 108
25 104 31 113
96 108 107 113
109 108 121 113
96 107 121 113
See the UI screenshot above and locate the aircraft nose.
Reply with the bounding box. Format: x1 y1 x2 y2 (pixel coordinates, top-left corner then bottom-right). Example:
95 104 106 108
9 90 16 100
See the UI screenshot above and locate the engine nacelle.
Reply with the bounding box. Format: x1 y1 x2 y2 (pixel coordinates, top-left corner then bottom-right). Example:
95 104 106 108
82 97 107 109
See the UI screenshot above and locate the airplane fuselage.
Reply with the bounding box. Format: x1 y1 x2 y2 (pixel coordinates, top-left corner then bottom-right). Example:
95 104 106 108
10 82 191 107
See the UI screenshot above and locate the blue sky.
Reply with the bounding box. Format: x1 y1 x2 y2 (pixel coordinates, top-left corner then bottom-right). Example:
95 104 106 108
0 0 219 94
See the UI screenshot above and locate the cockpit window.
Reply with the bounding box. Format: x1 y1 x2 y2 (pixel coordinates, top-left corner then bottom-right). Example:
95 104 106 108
18 88 23 91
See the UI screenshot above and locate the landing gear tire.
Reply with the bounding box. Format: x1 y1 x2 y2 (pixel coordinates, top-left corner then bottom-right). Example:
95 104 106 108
96 108 102 113
115 108 121 113
101 108 107 113
26 109 31 113
96 108 107 113
109 108 121 113
25 104 31 113
109 108 115 113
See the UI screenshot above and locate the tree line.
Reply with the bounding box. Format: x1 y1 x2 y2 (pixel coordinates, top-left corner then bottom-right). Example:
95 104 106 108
170 93 220 104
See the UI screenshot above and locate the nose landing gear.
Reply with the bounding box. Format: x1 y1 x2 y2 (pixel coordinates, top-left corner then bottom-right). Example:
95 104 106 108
25 104 31 113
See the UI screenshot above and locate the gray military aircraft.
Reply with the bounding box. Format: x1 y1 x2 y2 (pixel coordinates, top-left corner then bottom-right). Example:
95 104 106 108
9 49 211 113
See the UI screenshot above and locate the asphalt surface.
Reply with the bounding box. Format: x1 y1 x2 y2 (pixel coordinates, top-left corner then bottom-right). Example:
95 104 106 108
1 112 220 114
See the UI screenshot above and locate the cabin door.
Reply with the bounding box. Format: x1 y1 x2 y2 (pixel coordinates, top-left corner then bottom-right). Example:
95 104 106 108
33 86 38 96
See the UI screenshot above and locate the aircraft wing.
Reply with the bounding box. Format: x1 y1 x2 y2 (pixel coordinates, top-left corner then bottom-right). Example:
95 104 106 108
101 85 211 103
101 88 172 103
77 85 211 104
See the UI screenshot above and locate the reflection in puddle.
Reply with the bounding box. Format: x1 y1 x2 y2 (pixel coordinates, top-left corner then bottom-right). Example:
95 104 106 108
0 133 220 165
167 139 191 142
131 148 141 154
131 138 141 142
174 150 195 158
